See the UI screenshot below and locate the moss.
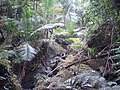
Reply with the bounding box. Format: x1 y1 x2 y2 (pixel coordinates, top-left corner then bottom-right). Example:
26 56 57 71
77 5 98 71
66 38 80 44
78 64 92 71
66 38 74 44
72 45 82 49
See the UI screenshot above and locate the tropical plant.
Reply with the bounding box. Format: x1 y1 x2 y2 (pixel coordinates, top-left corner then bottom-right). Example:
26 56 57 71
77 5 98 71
0 51 11 68
85 0 119 30
111 38 120 81
16 43 37 62
2 2 37 63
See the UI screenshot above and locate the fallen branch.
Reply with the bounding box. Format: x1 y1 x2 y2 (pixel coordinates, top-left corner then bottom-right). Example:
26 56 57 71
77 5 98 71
47 57 89 76
47 51 111 76
64 58 89 69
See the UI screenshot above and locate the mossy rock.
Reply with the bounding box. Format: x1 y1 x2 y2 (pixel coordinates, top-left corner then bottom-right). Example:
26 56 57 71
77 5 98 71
78 64 93 71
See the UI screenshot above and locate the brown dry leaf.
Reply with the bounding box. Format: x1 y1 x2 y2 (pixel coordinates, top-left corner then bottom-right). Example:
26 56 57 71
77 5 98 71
64 54 77 63
99 66 105 73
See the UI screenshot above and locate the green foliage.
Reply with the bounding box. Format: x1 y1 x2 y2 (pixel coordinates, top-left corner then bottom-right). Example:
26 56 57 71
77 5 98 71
5 21 19 33
37 0 56 23
85 0 119 29
0 51 11 68
2 2 37 63
66 38 74 44
0 43 37 63
66 38 80 44
72 45 82 50
4 5 32 40
16 43 37 62
0 58 10 68
6 0 28 9
55 28 64 33
111 40 120 81
66 22 75 34
22 6 32 40
87 47 97 54
112 45 120 59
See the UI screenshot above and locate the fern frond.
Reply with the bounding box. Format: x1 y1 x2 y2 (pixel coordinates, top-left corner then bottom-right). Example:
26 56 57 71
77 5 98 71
0 58 11 68
17 43 37 61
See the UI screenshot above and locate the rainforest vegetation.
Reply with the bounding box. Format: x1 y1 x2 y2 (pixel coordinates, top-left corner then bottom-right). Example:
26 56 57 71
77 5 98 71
0 0 120 90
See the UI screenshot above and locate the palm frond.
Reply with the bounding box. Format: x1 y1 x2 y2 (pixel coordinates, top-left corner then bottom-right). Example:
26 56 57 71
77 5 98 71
31 23 64 36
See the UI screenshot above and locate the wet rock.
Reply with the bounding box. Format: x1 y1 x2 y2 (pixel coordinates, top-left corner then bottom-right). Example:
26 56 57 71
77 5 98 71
55 34 69 49
78 64 93 72
47 41 67 58
85 58 106 71
99 85 120 90
46 69 74 88
107 81 117 87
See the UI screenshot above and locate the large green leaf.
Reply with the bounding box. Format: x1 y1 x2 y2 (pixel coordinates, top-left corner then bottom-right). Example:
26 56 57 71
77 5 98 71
17 43 37 61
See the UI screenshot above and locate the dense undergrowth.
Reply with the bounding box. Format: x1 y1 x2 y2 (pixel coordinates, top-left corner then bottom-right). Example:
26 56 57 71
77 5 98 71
0 0 120 89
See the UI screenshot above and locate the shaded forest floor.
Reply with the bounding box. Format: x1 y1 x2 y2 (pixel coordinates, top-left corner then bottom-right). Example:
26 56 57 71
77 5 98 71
0 1 120 90
1 21 120 90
